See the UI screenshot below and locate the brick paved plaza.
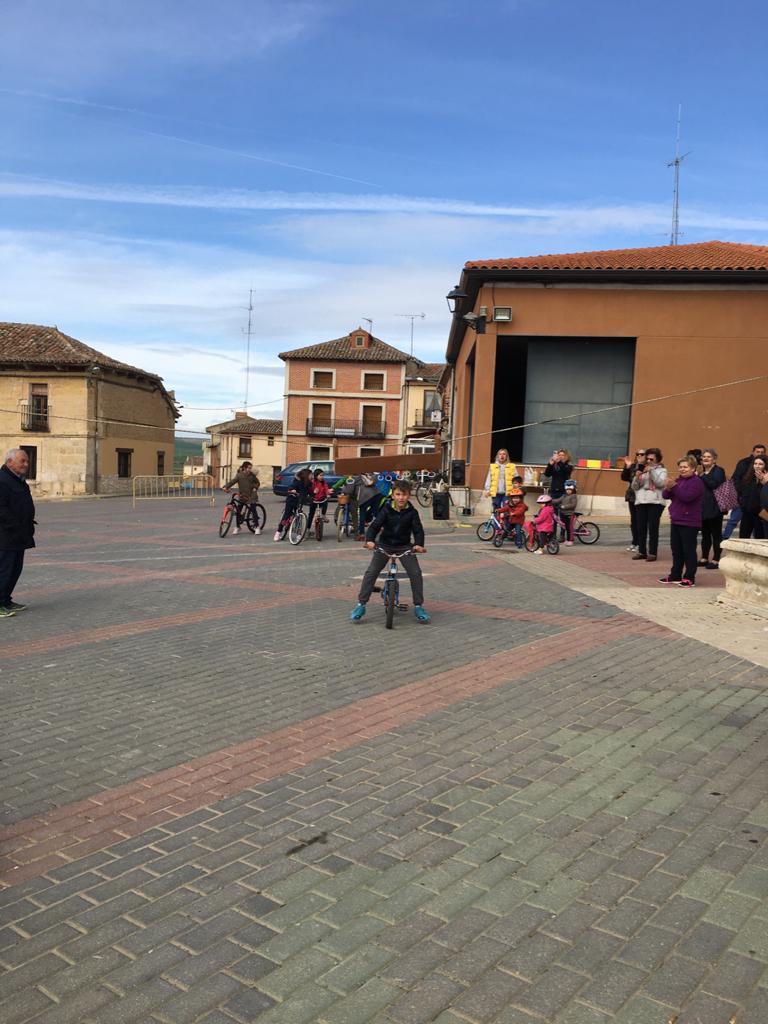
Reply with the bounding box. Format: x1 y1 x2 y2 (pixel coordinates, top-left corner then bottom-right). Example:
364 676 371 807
1 494 767 1024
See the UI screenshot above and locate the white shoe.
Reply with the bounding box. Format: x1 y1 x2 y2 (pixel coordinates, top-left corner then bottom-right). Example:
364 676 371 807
273 530 282 542
565 540 573 546
232 526 240 535
534 549 543 555
254 527 261 536
627 545 638 551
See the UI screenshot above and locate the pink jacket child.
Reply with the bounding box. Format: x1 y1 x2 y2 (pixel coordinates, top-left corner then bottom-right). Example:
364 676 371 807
533 500 556 536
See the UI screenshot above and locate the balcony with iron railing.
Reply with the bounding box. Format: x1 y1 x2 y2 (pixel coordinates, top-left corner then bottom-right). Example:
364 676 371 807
305 417 385 439
21 406 50 432
407 408 442 430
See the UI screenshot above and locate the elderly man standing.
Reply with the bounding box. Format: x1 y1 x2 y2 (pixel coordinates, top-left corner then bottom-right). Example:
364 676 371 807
0 448 35 616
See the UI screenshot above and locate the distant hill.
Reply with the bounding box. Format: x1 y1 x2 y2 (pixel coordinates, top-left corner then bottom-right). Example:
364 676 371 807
174 436 206 473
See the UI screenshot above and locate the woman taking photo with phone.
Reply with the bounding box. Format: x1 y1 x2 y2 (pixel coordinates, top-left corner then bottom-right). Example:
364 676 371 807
630 447 667 562
543 448 574 501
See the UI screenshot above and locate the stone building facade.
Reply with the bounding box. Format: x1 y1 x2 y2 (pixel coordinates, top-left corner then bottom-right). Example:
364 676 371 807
0 323 178 496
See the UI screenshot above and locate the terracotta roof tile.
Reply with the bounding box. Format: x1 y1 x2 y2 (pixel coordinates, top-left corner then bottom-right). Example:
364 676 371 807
207 416 283 435
279 329 412 363
465 240 768 272
0 322 162 379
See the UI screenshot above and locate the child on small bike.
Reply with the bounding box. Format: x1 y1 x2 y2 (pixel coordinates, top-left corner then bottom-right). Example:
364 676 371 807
533 493 556 554
222 462 261 536
274 467 312 541
350 479 429 623
307 468 331 533
506 488 527 548
559 479 578 545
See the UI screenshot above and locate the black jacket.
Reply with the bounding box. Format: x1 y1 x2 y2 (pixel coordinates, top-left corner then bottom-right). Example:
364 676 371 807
700 465 726 520
366 499 425 550
732 454 755 485
543 460 574 498
621 461 642 503
0 465 35 550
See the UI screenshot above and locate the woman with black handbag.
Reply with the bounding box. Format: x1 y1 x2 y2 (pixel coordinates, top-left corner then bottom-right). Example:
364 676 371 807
697 448 726 569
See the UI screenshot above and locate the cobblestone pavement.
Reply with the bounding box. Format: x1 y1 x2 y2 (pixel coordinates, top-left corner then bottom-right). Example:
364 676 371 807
1 496 767 1024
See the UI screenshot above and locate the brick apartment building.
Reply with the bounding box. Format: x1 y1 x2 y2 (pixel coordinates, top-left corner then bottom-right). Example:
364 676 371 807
279 327 444 464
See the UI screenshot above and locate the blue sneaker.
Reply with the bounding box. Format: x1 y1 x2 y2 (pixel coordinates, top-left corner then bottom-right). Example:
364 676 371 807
350 603 366 622
413 605 430 624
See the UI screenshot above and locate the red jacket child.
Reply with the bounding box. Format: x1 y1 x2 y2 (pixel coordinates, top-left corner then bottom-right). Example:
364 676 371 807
311 478 331 503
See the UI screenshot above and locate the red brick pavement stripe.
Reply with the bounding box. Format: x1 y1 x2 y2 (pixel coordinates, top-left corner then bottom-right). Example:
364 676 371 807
0 593 307 660
0 616 669 887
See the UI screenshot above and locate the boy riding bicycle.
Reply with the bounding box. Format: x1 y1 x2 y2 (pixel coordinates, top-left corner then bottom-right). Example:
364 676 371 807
351 479 430 624
222 462 261 536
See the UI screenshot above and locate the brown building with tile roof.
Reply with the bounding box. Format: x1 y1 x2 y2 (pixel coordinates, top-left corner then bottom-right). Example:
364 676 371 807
444 241 768 508
204 413 284 486
279 327 445 464
0 323 178 496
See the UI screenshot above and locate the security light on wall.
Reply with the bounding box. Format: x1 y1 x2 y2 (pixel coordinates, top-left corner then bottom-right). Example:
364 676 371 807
462 312 487 334
493 307 512 322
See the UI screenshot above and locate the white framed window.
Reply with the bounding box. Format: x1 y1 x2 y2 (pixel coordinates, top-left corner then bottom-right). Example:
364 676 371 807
355 335 365 347
361 370 385 391
311 368 335 389
267 436 275 447
309 445 331 460
309 401 334 435
359 402 385 436
359 446 382 458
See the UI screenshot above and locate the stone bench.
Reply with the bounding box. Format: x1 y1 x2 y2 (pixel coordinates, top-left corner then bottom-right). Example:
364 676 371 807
718 538 768 618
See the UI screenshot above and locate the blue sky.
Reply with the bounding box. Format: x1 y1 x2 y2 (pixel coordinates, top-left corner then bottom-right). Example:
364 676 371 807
2 0 767 433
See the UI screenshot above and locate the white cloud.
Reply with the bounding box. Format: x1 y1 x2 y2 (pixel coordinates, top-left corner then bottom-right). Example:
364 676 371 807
4 175 768 237
0 1 322 84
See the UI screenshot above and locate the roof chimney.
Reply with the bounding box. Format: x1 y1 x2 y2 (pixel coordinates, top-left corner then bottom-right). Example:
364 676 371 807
234 410 249 420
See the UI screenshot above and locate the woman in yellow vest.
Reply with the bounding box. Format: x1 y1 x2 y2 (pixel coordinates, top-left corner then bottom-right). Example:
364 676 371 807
484 449 519 510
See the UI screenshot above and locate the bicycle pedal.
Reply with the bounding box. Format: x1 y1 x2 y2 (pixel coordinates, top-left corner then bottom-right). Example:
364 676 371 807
398 603 409 611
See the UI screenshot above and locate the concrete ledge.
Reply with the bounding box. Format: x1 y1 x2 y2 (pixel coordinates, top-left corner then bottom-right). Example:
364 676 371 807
718 538 768 618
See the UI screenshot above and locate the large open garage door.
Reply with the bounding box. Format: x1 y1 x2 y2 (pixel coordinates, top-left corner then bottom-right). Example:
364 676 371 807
493 336 635 465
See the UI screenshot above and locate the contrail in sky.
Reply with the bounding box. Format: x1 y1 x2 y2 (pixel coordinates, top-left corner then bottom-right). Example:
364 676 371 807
0 88 382 188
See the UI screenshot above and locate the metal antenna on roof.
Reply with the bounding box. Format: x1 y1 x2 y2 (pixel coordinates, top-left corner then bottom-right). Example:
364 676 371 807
242 289 254 407
395 313 426 356
667 105 691 246
362 318 373 337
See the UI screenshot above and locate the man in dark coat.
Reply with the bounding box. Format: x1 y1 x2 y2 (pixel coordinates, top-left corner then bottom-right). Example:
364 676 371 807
0 448 36 616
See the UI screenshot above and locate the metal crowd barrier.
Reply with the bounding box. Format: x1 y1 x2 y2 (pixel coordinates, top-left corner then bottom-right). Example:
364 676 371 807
132 474 217 509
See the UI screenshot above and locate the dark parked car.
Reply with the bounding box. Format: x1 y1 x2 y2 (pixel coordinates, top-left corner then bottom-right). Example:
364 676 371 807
272 461 345 497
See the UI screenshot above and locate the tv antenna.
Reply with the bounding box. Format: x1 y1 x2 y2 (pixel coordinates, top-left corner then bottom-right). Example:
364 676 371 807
395 313 426 356
667 104 691 246
362 317 373 336
242 289 254 408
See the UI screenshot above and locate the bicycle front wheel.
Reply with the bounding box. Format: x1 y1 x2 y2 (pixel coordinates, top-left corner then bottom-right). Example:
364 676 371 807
476 520 495 542
525 531 538 552
288 511 307 545
492 530 505 548
384 582 397 629
219 506 234 537
416 485 433 508
315 516 324 541
245 504 266 532
575 520 600 544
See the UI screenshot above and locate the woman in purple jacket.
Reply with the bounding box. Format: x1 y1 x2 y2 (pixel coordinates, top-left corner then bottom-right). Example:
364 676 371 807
659 455 705 588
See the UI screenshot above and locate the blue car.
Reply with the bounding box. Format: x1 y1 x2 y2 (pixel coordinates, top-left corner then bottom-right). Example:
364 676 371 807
272 461 345 497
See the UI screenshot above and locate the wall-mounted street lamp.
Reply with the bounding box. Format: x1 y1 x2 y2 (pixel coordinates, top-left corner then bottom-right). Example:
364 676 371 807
445 285 468 313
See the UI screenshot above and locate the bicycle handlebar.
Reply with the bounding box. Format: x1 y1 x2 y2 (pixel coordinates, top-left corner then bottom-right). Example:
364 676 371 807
374 547 415 558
